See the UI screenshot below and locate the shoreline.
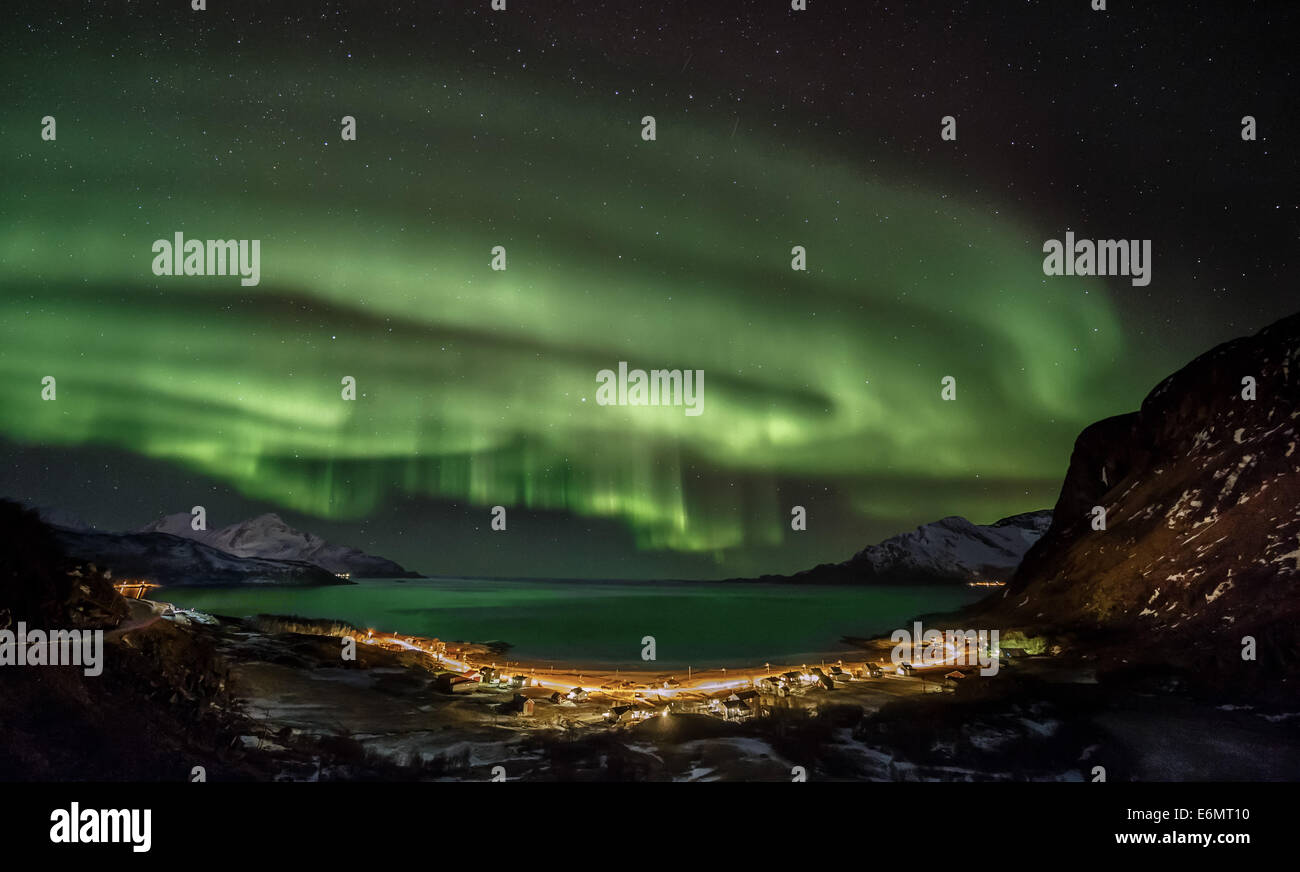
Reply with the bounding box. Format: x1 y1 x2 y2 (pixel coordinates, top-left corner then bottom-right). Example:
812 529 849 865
153 576 985 692
323 619 939 702
162 600 935 700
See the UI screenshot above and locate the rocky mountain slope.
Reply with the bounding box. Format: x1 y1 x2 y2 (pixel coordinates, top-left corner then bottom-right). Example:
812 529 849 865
139 512 417 578
740 510 1052 585
970 313 1300 681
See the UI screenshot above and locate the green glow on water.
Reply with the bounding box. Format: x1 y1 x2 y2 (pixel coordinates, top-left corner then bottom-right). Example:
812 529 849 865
167 578 984 668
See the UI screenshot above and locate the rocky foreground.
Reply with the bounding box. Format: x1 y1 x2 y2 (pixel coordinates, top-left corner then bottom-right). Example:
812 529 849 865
4 492 1299 781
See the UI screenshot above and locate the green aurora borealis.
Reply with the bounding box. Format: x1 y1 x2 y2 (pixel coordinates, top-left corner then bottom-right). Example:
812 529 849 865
0 15 1225 577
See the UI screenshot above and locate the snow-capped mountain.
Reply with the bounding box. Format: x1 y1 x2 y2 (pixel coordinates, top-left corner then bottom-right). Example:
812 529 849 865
137 512 417 578
51 527 343 587
843 511 1053 581
740 510 1052 585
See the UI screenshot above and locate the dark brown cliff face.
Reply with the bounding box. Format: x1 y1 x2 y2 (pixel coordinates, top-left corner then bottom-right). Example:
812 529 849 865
0 501 127 630
974 313 1300 681
0 502 249 779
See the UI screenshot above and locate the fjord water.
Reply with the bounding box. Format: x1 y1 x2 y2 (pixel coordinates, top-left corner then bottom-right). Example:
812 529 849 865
166 578 984 668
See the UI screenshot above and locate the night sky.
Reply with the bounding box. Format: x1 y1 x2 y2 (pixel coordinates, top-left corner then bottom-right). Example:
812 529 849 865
1 1 1295 579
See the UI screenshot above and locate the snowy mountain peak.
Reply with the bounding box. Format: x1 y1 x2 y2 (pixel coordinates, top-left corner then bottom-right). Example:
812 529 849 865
215 514 327 558
135 512 416 577
846 510 1052 580
738 508 1052 585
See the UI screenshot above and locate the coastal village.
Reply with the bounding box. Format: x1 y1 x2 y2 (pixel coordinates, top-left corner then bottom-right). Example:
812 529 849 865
78 584 1102 784
49 549 1300 783
345 620 999 730
116 575 1009 736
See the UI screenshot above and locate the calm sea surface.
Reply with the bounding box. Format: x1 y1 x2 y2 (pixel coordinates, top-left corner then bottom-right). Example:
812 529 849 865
166 578 983 668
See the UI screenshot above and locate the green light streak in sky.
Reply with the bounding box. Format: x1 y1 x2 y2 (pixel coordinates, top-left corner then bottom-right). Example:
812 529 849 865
0 56 1145 556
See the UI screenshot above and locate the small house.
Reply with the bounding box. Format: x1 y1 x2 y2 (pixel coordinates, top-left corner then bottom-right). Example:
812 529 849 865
434 673 478 694
607 704 635 723
810 667 834 690
501 693 535 716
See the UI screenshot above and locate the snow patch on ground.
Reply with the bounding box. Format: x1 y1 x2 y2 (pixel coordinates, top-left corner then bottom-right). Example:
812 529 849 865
1204 580 1233 603
1217 454 1257 503
1166 490 1202 527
